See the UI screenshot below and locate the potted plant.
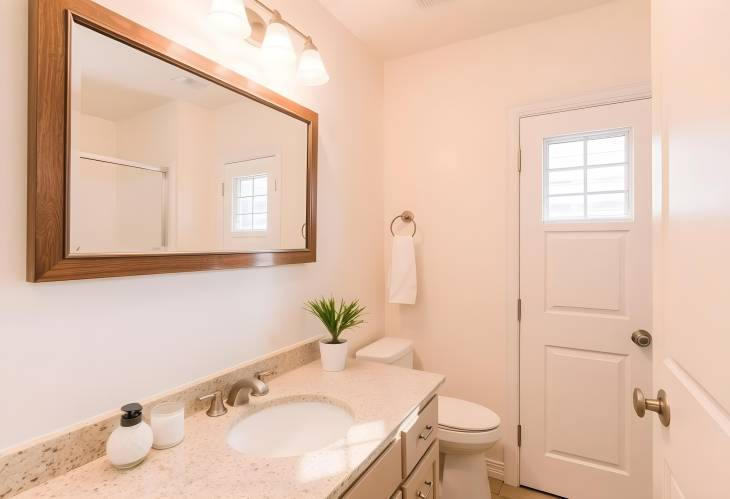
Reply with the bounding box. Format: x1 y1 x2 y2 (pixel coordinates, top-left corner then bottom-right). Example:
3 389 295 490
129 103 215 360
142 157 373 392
305 297 366 371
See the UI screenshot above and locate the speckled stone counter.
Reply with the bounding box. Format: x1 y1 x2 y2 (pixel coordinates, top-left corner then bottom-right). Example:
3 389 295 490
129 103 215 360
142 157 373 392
16 360 444 499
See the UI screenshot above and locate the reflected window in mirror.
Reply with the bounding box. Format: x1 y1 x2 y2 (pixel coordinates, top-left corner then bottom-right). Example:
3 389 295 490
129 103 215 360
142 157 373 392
233 174 268 233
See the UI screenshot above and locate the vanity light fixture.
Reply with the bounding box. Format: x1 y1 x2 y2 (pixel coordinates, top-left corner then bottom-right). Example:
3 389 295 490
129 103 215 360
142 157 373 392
297 37 330 86
261 10 297 65
208 0 330 86
208 0 252 37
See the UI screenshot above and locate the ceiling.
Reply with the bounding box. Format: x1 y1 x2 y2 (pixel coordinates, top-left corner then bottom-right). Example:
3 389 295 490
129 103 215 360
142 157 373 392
316 0 616 59
72 22 239 122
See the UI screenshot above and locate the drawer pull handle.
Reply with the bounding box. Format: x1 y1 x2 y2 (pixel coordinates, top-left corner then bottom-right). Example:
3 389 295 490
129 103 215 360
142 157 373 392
417 480 433 498
419 425 434 440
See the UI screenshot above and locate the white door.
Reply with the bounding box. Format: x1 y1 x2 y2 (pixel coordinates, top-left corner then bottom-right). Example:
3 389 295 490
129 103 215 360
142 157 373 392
223 156 281 251
519 100 652 498
651 2 730 498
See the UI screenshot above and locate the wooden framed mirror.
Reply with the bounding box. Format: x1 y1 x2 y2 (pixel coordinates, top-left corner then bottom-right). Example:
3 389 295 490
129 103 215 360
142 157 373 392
27 0 318 282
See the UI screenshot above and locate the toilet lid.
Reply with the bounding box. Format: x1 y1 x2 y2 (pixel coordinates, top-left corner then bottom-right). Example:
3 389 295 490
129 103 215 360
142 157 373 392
438 396 500 432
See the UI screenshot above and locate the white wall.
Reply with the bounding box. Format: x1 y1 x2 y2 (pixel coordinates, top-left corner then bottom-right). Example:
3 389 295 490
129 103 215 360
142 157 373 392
383 0 650 463
0 0 384 450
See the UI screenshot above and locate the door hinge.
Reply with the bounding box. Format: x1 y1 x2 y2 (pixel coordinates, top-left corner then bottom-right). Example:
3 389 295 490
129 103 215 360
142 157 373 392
517 298 522 322
518 424 522 447
518 147 522 173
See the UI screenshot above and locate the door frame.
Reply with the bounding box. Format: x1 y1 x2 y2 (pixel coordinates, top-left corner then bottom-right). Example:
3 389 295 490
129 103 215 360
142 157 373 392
503 84 651 487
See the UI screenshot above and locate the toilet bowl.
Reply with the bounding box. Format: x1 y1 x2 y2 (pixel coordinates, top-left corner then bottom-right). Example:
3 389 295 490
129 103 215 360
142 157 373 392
356 338 501 499
438 396 501 498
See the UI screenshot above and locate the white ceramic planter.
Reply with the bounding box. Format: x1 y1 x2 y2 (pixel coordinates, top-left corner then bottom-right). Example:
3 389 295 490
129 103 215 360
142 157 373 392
319 339 348 372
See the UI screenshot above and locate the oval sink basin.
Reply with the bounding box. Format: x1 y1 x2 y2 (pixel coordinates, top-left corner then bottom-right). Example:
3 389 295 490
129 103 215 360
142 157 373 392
227 400 354 458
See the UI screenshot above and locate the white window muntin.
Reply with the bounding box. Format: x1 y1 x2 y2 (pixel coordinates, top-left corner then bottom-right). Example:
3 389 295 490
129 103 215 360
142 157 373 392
543 128 632 222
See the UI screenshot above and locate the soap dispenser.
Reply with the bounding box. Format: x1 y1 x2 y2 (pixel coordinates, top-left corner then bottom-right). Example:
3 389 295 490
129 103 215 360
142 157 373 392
106 402 153 469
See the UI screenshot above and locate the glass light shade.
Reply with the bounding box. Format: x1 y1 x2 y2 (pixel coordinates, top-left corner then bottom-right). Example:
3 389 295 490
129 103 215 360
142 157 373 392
208 0 252 37
297 41 330 86
261 18 296 65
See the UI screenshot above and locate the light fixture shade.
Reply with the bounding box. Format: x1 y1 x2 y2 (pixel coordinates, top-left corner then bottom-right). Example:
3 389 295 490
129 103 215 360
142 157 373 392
297 38 329 86
208 0 252 37
261 12 296 65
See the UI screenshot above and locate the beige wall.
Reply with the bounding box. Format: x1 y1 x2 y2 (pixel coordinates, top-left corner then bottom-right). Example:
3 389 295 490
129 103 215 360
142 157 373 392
0 0 383 450
383 0 650 463
77 113 117 155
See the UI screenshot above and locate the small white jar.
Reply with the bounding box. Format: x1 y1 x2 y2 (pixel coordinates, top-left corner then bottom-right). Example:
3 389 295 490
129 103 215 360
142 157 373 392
106 403 153 469
150 401 184 449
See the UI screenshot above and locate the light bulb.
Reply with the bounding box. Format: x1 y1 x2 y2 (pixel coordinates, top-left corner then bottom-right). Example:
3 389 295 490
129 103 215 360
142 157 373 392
208 0 252 37
261 11 296 66
297 37 329 86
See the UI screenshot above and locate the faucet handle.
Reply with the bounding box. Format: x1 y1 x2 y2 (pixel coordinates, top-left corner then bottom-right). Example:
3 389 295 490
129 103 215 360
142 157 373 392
255 369 276 381
198 390 228 417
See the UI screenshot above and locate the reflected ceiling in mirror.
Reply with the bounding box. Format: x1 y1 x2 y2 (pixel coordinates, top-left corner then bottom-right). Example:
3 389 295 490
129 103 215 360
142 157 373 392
69 21 309 255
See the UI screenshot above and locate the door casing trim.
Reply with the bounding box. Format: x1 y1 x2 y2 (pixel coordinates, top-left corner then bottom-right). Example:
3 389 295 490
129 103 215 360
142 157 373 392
504 84 651 486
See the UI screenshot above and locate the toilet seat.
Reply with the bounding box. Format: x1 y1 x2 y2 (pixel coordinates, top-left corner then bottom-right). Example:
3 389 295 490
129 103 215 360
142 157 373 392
437 396 501 451
439 425 501 448
438 396 500 432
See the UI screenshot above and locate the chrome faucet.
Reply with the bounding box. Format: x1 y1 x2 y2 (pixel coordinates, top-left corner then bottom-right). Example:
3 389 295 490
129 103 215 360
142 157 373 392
226 372 271 406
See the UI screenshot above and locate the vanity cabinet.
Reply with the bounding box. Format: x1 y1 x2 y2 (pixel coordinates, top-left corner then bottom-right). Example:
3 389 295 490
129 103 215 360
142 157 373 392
342 441 403 499
401 442 439 499
401 393 438 476
342 396 440 499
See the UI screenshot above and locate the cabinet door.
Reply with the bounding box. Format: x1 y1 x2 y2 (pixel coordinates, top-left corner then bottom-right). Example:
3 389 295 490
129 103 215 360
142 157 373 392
342 440 402 499
401 396 438 477
402 441 439 499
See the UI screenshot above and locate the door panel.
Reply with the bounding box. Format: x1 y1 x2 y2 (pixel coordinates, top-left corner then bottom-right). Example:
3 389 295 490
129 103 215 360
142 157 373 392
545 231 625 312
544 346 628 469
520 100 652 499
652 1 730 498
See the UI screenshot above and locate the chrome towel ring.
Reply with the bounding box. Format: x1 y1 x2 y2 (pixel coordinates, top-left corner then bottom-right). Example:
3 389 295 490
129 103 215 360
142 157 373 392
390 210 417 237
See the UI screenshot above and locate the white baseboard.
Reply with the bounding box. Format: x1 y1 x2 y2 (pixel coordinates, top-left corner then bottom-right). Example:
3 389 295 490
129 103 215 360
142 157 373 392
485 458 505 481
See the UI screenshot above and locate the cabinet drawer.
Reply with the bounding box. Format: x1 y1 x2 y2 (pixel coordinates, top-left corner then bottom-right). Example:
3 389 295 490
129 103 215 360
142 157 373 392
402 440 439 499
401 395 438 477
342 440 402 499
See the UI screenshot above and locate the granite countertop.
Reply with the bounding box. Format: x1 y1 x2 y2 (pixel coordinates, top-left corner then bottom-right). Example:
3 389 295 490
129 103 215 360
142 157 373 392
17 360 444 499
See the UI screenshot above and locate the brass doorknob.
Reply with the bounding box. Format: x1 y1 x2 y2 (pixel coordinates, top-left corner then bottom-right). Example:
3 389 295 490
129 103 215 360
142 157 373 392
631 330 652 347
633 388 670 426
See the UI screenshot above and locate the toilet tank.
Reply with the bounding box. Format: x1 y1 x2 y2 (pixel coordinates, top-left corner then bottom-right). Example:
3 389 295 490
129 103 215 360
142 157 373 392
355 337 414 368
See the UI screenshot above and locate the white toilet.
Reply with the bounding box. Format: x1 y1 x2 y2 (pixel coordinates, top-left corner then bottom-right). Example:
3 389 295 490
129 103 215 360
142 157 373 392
356 337 501 499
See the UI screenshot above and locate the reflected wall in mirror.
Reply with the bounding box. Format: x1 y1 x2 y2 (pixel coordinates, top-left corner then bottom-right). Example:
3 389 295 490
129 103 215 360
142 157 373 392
27 0 317 282
69 21 308 255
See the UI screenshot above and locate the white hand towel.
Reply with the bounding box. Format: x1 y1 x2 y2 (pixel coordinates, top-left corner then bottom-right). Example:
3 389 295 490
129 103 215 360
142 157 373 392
389 235 417 304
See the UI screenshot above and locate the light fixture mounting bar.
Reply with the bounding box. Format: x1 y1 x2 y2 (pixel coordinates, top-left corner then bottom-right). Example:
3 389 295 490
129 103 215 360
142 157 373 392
252 0 310 41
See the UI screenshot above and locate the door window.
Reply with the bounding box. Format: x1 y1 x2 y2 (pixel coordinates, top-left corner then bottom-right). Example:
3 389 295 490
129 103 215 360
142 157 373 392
543 129 631 221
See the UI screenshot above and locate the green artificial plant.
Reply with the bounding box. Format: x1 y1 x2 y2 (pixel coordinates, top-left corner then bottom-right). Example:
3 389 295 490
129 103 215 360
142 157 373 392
305 297 366 344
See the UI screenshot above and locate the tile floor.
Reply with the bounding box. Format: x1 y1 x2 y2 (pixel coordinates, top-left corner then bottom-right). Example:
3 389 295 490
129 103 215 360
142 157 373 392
490 478 563 499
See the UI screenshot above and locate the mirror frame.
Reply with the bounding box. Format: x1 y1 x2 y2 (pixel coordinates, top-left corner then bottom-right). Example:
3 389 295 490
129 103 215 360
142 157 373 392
27 0 318 282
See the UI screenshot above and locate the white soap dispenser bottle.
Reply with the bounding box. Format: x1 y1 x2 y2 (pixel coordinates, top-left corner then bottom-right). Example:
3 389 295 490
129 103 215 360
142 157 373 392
106 402 153 469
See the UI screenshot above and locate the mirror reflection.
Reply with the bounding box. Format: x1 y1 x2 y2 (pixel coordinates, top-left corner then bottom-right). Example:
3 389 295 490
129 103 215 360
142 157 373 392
69 21 308 255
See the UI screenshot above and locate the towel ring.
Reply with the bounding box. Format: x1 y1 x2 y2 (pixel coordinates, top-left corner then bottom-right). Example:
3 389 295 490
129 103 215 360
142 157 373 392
390 211 417 237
